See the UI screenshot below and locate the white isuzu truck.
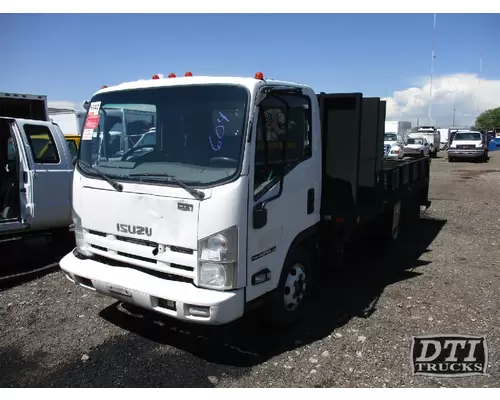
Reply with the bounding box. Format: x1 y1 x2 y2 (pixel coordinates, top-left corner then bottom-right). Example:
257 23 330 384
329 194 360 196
59 72 431 326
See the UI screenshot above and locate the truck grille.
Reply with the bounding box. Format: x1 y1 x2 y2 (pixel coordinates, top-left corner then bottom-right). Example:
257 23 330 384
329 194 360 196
85 229 196 283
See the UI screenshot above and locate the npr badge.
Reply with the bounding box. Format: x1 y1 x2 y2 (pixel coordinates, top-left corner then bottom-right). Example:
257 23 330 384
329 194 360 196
411 334 488 377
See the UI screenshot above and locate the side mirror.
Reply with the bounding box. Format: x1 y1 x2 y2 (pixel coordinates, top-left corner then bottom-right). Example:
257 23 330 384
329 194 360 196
253 204 267 229
83 101 90 111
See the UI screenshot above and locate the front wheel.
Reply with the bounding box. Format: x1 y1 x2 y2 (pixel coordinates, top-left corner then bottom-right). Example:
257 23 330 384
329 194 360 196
266 247 313 326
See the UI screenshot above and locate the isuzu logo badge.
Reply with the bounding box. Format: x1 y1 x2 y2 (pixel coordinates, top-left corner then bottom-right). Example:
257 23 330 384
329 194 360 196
117 223 152 237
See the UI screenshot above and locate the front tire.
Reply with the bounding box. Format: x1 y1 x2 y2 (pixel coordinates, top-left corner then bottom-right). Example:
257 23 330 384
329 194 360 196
266 247 313 326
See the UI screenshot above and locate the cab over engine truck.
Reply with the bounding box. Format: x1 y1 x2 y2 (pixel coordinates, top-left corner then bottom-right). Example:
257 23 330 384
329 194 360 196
59 72 431 326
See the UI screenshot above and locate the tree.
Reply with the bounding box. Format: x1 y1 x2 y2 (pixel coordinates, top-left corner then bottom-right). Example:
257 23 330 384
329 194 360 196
474 107 500 131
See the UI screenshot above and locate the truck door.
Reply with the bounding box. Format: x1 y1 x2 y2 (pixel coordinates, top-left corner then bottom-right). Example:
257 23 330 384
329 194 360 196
0 117 32 233
16 120 73 230
245 90 321 302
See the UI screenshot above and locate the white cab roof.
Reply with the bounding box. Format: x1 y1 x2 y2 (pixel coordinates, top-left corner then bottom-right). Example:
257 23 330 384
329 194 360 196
95 75 312 97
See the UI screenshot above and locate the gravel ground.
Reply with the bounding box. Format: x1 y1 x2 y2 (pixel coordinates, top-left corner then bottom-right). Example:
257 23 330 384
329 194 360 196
1 151 500 388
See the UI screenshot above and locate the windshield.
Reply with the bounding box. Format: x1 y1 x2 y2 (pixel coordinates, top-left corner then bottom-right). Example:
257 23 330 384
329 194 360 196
384 133 397 141
454 132 481 141
407 138 423 145
77 85 248 187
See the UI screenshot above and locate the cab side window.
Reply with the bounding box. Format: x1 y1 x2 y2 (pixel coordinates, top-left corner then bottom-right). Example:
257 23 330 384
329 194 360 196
24 124 60 164
66 140 78 157
253 93 312 199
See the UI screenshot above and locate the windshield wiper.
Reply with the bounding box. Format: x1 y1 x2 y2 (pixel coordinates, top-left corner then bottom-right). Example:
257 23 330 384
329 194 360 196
128 173 205 200
78 161 123 192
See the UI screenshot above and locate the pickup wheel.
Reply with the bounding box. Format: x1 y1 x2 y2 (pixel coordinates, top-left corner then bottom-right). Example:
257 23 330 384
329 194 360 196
266 246 313 326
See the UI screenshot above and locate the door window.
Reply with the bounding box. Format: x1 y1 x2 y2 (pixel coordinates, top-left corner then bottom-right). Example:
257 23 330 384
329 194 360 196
23 124 60 164
66 140 78 157
253 93 312 199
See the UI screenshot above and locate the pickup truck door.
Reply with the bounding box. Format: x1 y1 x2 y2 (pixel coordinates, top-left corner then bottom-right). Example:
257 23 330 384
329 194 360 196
0 117 32 234
16 120 73 230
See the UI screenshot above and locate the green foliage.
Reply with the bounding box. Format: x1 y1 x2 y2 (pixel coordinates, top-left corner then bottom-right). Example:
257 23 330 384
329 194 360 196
475 107 500 130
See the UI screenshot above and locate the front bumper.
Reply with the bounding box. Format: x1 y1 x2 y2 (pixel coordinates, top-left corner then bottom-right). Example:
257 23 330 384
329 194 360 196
404 149 424 156
387 152 402 159
448 148 485 159
59 249 245 325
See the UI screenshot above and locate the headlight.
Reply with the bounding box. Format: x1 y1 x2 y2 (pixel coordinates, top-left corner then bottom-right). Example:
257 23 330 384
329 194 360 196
197 226 238 290
72 207 92 257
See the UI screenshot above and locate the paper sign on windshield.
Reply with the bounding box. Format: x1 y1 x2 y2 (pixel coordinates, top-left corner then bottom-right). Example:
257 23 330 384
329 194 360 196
84 114 100 130
88 101 101 116
82 128 93 141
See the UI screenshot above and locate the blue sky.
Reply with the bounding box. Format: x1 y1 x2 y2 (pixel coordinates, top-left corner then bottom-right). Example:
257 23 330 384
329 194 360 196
0 13 498 103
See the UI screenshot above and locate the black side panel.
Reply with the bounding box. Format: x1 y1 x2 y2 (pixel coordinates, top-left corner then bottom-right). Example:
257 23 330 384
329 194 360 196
358 97 381 204
377 100 387 173
318 93 362 221
0 97 47 121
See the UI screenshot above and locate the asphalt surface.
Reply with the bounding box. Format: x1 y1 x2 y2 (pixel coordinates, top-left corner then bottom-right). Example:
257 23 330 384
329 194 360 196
1 151 499 388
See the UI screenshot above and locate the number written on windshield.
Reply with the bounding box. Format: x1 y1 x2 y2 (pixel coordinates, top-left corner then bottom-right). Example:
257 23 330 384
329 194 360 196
209 111 231 151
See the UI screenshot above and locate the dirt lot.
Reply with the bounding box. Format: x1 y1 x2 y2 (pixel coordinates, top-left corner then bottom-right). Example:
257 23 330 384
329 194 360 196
1 152 500 388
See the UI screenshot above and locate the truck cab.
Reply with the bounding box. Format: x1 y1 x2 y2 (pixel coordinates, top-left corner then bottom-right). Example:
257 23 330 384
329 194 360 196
448 130 488 162
414 126 440 158
59 72 430 326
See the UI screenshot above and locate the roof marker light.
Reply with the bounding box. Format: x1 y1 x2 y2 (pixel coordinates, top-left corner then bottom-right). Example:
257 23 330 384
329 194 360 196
152 74 160 79
168 73 176 78
254 72 264 80
101 85 108 89
185 72 193 77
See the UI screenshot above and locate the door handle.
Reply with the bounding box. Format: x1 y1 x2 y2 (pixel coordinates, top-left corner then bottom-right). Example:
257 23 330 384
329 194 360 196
307 188 314 214
20 188 26 193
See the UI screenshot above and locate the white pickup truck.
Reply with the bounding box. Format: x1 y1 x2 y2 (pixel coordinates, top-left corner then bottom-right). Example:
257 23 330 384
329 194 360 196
448 130 488 163
0 92 75 243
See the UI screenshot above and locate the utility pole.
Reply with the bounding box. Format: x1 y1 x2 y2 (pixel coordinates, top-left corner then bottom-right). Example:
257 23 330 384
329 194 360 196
452 108 456 127
476 44 483 119
428 13 436 126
